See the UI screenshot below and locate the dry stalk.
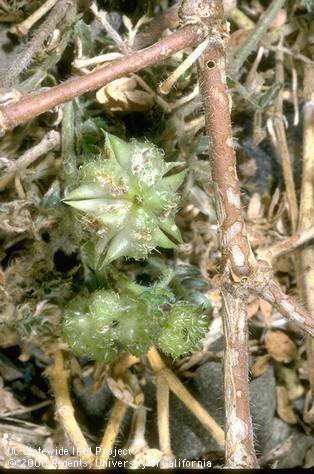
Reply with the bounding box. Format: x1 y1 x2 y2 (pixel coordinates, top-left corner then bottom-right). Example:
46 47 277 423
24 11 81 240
228 0 287 79
47 351 94 466
10 0 59 36
299 65 314 421
257 227 314 262
90 2 128 54
268 45 298 232
147 346 225 449
155 373 175 466
0 24 206 134
0 130 60 191
2 0 68 88
95 398 128 468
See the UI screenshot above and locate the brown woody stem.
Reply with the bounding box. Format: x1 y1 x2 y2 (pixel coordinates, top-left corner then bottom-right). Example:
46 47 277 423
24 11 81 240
0 24 205 134
196 0 258 467
255 276 314 337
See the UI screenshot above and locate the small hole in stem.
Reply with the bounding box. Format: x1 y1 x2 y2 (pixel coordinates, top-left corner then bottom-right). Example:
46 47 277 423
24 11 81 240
206 60 216 69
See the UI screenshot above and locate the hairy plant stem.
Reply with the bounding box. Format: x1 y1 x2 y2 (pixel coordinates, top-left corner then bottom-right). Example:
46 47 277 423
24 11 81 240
2 0 68 88
95 399 128 468
196 0 313 466
61 101 77 185
147 347 225 448
0 24 205 134
0 130 60 191
47 351 94 466
156 374 174 465
196 1 257 466
10 0 59 36
228 0 287 78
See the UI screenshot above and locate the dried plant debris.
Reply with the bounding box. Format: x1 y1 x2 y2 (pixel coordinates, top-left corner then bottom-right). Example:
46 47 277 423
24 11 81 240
0 0 313 470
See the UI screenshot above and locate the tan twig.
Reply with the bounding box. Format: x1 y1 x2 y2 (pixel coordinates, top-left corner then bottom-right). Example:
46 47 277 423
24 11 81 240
95 398 128 469
156 373 175 466
253 272 314 337
10 0 59 36
90 2 128 54
0 24 206 134
257 227 314 262
228 0 287 78
47 351 94 466
2 0 67 88
128 406 148 454
0 130 60 191
299 65 314 418
147 346 225 449
268 44 298 232
159 38 209 95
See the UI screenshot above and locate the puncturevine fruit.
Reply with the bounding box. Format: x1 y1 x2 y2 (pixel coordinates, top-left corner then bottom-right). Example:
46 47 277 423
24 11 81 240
157 302 209 359
64 133 186 268
63 289 162 362
63 284 209 363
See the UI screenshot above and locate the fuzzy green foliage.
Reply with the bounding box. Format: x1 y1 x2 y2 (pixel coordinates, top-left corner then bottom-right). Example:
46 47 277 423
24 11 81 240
64 133 186 268
63 276 208 363
157 302 208 359
63 290 161 362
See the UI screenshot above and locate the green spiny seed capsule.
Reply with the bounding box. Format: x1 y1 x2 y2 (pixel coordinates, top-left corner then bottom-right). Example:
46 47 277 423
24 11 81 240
63 133 186 268
62 294 120 363
62 289 162 362
157 302 208 359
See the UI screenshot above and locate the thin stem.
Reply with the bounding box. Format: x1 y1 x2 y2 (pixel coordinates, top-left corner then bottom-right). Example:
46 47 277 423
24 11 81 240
228 0 287 78
0 24 205 134
156 374 174 465
2 0 67 88
299 65 314 414
256 278 314 337
269 46 298 232
95 399 128 468
10 0 59 36
61 102 77 185
257 227 314 262
0 130 60 191
147 346 225 449
47 351 94 466
90 2 128 54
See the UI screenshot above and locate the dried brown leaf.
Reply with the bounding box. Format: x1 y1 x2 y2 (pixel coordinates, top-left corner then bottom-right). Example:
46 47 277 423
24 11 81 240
278 366 304 401
276 385 298 424
96 76 154 112
265 330 298 363
107 377 143 407
0 385 24 415
251 354 271 378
